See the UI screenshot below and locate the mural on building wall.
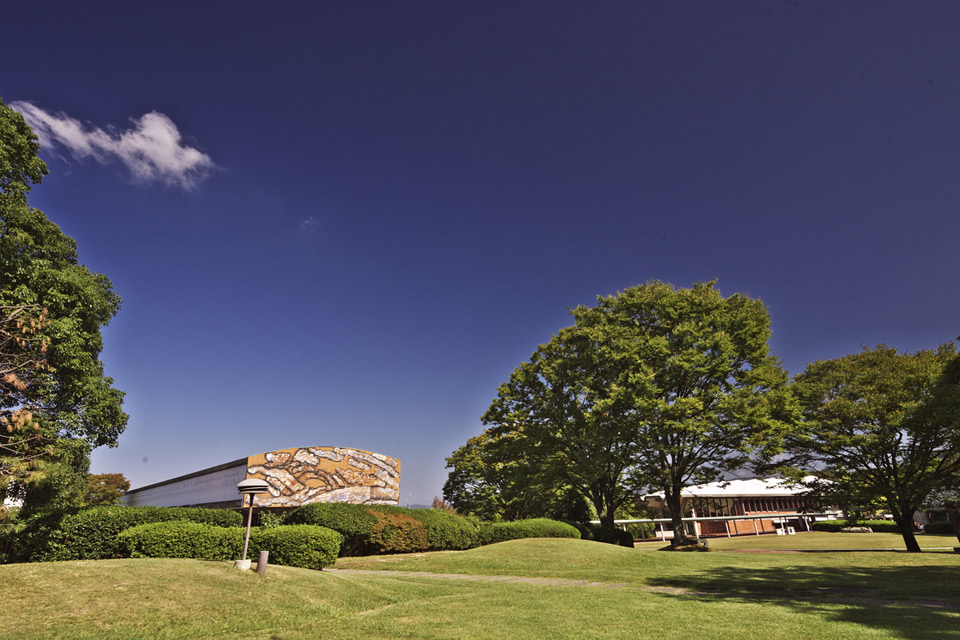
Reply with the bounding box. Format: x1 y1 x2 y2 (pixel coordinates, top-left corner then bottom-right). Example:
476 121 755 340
246 446 401 507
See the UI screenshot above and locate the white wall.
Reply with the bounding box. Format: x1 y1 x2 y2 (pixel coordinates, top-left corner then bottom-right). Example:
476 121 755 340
122 463 247 507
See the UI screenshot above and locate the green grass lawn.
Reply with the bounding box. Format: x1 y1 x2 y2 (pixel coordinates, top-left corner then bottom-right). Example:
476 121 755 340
662 530 960 551
1 538 958 639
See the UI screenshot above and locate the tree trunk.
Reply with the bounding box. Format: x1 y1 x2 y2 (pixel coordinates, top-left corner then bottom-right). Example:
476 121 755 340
600 488 617 529
897 522 921 553
587 486 613 528
891 505 921 553
599 510 615 528
665 489 687 546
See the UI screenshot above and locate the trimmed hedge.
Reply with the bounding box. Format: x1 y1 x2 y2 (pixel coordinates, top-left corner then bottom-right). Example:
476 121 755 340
282 503 378 556
923 521 956 535
282 503 480 555
479 518 580 545
811 519 905 533
118 521 243 560
251 525 341 569
117 522 342 570
561 520 592 540
40 506 243 562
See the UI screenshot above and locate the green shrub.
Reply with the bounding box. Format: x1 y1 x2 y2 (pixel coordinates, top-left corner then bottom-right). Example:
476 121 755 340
0 507 76 564
923 521 955 534
282 503 378 556
250 525 341 569
369 510 429 553
116 521 341 570
39 506 243 562
811 519 906 533
367 505 480 551
811 520 846 532
584 524 635 548
479 518 580 545
283 503 480 555
561 521 593 540
256 510 284 529
118 521 244 560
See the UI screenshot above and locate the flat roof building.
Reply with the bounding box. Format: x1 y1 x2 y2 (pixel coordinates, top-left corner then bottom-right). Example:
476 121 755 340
122 446 400 509
646 477 828 537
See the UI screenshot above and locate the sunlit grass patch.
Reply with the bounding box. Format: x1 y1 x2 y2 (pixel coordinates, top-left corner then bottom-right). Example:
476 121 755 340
2 539 959 639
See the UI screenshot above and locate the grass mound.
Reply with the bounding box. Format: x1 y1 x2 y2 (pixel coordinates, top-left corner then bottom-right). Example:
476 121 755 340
3 539 960 639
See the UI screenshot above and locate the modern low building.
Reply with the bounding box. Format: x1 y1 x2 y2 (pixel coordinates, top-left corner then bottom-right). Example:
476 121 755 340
122 446 401 509
646 477 829 536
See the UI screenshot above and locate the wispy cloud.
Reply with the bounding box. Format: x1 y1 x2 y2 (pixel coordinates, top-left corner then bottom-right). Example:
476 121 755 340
300 215 320 231
10 101 215 189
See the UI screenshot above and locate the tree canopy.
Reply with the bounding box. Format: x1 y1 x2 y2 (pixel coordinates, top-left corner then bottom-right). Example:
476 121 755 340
787 343 960 553
0 98 47 197
471 281 795 538
0 100 127 495
83 472 130 506
443 427 589 522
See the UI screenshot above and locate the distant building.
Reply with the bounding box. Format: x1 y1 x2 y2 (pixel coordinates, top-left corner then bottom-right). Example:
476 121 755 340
646 477 832 536
122 446 400 509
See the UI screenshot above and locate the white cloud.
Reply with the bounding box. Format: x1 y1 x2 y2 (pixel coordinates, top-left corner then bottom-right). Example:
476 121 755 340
10 101 215 189
300 215 320 231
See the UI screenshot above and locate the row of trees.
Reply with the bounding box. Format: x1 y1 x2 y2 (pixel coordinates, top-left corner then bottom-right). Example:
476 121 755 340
0 99 128 513
444 281 960 552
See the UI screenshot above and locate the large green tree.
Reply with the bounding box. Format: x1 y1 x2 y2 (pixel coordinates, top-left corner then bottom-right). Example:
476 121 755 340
788 343 960 553
0 99 127 497
479 281 794 539
443 427 589 522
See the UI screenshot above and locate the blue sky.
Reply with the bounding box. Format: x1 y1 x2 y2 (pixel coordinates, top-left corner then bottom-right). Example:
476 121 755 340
3 2 958 505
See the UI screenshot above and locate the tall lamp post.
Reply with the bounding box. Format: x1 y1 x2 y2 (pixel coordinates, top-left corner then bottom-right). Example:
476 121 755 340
236 478 270 570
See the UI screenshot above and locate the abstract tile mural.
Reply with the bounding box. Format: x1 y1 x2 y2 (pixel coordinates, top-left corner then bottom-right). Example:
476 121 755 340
246 446 401 507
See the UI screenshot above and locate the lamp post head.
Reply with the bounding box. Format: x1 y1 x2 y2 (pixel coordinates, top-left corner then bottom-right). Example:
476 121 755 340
237 478 270 495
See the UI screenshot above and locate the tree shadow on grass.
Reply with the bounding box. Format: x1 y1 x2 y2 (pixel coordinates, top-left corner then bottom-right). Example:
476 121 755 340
647 561 960 640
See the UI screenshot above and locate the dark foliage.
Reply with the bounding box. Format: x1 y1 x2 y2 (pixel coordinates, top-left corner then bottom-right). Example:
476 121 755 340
584 524 635 547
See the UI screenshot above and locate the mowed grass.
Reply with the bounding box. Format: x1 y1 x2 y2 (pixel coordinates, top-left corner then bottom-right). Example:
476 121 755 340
676 530 959 551
0 538 958 639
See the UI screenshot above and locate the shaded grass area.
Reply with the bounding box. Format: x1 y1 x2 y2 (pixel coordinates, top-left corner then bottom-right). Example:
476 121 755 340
701 531 959 551
2 540 959 639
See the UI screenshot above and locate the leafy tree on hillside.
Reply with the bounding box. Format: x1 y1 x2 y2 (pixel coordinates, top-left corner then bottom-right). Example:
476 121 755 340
787 343 960 553
443 427 590 522
478 281 795 542
0 99 127 502
83 472 130 506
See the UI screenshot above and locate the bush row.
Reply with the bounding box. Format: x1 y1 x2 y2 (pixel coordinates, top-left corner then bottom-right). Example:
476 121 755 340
579 524 635 548
478 518 580 545
24 506 243 562
117 521 341 569
283 503 482 555
923 521 957 534
3 500 600 565
810 519 906 533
